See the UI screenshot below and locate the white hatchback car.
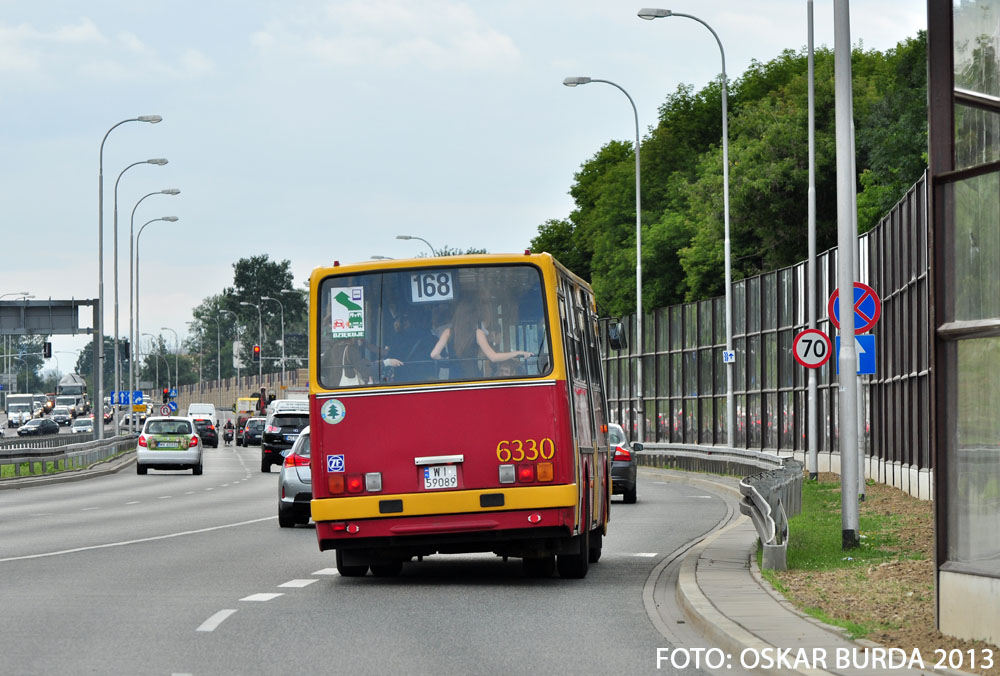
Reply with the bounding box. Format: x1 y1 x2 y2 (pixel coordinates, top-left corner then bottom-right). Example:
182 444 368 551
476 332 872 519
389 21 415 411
136 416 204 475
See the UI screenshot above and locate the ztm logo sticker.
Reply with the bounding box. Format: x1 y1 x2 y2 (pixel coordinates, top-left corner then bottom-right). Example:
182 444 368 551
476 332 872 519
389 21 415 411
320 399 346 425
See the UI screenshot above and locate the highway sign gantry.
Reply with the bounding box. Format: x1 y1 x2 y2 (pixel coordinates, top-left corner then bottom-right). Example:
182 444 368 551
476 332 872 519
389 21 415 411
793 329 832 369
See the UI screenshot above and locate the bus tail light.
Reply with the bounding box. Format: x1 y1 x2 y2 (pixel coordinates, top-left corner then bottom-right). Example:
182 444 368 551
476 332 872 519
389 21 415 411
328 475 345 494
138 435 148 447
499 465 515 484
331 523 360 534
527 513 542 524
347 475 364 493
518 465 535 482
536 462 554 482
365 472 382 492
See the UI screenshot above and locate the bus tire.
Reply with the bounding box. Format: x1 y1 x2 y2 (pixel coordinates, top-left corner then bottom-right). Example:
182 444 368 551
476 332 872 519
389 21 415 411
557 492 590 580
336 550 369 577
588 530 602 563
522 555 555 578
370 560 403 577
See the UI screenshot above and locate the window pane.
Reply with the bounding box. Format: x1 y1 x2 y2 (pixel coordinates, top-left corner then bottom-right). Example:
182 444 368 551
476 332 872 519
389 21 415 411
954 0 1000 97
948 336 1000 572
955 104 1000 169
948 171 1000 321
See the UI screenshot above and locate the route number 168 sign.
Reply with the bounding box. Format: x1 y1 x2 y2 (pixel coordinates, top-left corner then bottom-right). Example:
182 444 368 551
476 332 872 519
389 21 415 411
793 329 832 369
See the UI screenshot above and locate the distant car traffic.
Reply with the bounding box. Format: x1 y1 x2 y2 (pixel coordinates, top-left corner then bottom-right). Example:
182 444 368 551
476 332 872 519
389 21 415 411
608 422 640 504
241 417 266 447
51 406 73 426
136 417 203 475
185 403 219 429
278 426 312 527
17 418 60 437
192 418 219 448
71 417 95 434
261 412 309 472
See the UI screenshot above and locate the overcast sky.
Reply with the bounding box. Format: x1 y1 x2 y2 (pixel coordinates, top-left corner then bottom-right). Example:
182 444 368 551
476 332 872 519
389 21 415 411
0 0 925 376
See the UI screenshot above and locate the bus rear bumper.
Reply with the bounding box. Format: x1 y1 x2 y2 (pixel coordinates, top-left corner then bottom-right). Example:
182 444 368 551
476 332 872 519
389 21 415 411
316 506 577 559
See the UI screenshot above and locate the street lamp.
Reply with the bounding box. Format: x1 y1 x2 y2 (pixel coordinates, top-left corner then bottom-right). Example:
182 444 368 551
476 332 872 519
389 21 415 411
239 302 263 382
638 8 735 447
142 333 170 392
396 234 436 256
261 296 285 386
160 326 179 396
563 75 645 443
113 157 168 432
220 310 240 388
129 191 179 424
134 216 178 416
97 114 161 439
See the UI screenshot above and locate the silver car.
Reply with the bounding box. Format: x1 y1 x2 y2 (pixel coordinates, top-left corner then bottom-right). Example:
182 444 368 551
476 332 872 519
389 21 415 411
136 416 203 475
71 417 94 434
278 425 311 527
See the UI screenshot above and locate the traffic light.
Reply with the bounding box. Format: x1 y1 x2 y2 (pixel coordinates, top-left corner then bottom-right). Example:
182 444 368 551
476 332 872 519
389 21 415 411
252 344 261 362
162 388 169 404
43 341 52 358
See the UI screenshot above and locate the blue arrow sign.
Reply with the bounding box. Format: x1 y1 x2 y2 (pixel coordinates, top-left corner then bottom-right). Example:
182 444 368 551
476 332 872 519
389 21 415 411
120 391 131 405
835 335 876 375
168 401 178 412
133 391 144 405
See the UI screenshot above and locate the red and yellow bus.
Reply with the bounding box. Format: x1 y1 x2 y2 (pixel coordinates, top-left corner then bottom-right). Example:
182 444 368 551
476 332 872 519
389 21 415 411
308 252 611 578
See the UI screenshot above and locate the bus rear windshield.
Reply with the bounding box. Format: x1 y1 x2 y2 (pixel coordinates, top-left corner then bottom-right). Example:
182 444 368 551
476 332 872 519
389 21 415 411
318 264 551 388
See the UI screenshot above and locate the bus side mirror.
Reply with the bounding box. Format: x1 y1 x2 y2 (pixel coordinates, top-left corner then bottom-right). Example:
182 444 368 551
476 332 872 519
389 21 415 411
608 322 628 351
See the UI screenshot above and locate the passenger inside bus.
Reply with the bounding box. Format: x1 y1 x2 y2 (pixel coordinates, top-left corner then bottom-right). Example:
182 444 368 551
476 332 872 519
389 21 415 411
429 298 533 378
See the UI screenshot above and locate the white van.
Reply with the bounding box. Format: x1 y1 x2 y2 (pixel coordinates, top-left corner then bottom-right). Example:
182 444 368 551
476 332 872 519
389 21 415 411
185 403 219 428
266 398 310 416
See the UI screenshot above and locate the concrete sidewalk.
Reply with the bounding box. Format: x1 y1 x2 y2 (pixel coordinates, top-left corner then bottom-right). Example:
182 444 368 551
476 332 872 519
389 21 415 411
648 468 962 676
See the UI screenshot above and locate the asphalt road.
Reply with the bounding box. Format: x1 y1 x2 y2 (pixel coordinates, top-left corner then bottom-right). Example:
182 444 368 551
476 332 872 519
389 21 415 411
0 447 731 676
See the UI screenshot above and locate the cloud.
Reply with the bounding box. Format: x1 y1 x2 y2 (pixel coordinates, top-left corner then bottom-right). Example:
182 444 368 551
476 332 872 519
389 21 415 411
251 0 520 71
0 17 214 83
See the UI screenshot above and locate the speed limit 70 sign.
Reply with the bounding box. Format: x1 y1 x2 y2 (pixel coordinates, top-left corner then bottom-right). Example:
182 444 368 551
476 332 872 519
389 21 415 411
793 329 832 369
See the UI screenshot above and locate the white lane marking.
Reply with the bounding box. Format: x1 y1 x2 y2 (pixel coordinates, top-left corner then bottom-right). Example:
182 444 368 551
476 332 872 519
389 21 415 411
313 568 340 576
185 491 195 495
81 507 99 511
633 553 659 558
125 501 141 505
204 487 214 491
158 496 173 500
196 609 237 632
279 579 317 588
241 593 283 602
653 481 668 484
691 495 713 499
221 483 229 487
31 513 54 517
0 516 276 563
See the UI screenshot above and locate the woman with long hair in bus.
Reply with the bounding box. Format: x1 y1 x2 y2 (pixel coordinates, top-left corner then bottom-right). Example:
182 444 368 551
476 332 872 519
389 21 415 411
429 299 532 378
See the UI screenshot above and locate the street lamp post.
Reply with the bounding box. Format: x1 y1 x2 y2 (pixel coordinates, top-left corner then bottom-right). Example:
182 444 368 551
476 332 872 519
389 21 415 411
563 75 645 443
98 116 161 438
0 292 30 401
161 327 179 395
112 157 168 435
134 216 178 410
239 302 263 382
396 234 436 256
261 296 285 386
128 191 179 426
142 333 170 392
220 310 240 389
638 8 735 447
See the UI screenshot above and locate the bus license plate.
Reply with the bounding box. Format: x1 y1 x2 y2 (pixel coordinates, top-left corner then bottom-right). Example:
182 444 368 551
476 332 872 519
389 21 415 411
423 464 458 490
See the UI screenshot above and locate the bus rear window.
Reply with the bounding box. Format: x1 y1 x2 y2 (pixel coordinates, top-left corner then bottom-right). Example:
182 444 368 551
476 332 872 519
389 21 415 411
318 264 551 388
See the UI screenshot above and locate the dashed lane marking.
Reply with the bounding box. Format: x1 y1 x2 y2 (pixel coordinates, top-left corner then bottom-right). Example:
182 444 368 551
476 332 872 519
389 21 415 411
313 568 340 576
633 553 659 558
240 593 283 602
196 609 237 632
81 507 99 511
279 579 318 588
158 496 173 500
125 501 140 505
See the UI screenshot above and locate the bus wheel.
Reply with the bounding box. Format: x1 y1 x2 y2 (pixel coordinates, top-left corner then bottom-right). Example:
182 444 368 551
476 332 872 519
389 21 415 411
588 531 603 563
557 526 590 579
522 555 555 578
336 550 370 577
370 560 403 577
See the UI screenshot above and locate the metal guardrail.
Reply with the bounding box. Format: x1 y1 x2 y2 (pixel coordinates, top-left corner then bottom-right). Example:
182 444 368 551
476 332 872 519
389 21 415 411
637 443 787 476
0 435 136 480
738 458 804 571
0 431 95 451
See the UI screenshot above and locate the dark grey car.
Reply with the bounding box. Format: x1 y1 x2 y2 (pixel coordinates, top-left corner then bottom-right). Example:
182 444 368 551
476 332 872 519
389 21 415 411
608 423 640 503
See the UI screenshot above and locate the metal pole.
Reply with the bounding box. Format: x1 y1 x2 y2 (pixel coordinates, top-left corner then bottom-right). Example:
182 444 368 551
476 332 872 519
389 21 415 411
834 0 859 548
214 315 222 410
807 0 819 480
262 297 286 387
850 120 866 501
161 327 179 394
